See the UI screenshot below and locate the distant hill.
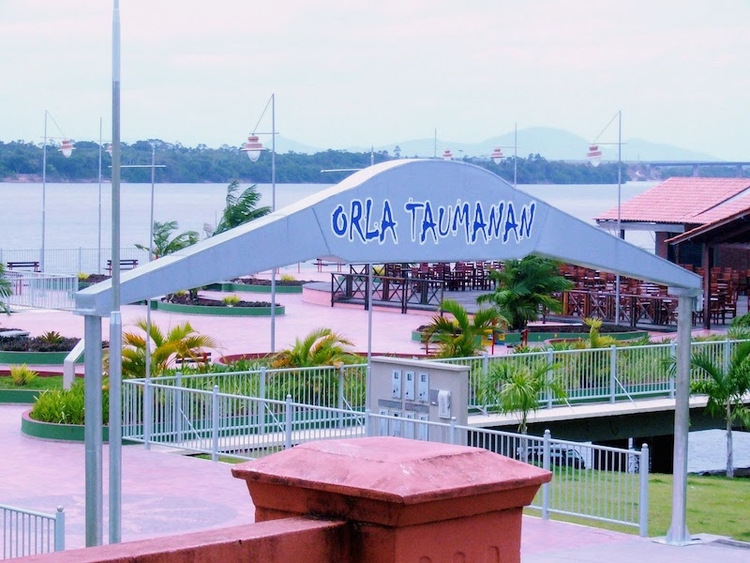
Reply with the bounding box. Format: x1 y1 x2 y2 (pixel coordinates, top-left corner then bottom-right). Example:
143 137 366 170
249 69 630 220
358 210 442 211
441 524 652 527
339 127 721 162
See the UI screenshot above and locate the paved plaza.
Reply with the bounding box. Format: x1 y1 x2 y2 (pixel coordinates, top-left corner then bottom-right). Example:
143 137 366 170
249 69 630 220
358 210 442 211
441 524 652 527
2 265 748 560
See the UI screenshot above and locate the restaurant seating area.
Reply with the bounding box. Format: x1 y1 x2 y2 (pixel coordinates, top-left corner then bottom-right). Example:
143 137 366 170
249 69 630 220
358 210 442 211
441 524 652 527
383 261 501 291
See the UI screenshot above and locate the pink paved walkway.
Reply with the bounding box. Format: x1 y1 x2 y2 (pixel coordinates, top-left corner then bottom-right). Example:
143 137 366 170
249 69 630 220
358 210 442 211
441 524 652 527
1 402 747 560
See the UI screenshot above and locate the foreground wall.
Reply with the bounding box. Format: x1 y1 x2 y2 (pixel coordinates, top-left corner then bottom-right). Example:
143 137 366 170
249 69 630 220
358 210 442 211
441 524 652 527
19 437 550 563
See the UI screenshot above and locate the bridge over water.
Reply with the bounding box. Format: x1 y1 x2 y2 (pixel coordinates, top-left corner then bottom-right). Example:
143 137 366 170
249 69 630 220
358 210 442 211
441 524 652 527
470 395 745 473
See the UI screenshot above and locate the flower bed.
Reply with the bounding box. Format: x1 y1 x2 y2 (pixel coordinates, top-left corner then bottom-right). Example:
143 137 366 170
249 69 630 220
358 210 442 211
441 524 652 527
0 330 82 365
207 277 307 294
154 296 285 317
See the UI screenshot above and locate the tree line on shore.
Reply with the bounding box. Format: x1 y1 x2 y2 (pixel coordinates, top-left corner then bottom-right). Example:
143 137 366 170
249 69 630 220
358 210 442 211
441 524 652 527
0 139 629 184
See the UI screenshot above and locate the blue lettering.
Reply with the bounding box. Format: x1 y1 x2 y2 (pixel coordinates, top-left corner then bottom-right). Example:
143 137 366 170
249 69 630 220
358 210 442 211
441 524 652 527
503 202 519 243
349 199 365 242
519 202 535 239
451 201 471 243
437 206 452 237
472 202 487 243
487 202 505 239
332 205 347 237
421 201 438 243
364 199 379 240
405 200 424 242
380 200 398 243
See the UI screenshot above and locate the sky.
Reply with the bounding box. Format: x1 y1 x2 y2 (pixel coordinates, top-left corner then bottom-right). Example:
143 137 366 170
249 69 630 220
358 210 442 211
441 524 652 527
1 0 749 159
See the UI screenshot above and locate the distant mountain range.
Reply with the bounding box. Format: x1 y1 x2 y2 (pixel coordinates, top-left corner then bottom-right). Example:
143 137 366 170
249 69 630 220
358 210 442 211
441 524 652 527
274 127 720 162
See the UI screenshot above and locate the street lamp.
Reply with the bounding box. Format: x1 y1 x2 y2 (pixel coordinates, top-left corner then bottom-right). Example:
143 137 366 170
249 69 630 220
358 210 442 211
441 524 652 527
241 93 278 351
41 110 74 271
490 122 519 187
587 111 622 324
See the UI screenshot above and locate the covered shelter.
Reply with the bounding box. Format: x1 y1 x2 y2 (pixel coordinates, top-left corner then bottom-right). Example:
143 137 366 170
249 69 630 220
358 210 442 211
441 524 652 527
74 159 701 545
596 177 750 328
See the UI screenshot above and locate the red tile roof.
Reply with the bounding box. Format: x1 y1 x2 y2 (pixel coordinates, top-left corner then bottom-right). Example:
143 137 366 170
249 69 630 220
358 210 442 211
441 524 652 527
595 177 750 224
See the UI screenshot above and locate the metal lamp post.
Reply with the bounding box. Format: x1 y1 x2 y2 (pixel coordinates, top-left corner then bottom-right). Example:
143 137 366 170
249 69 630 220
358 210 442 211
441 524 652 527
587 111 622 324
490 122 519 188
241 93 278 351
41 111 75 271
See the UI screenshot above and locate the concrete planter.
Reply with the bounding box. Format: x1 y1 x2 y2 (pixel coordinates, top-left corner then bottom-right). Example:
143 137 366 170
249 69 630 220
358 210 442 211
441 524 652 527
0 388 41 404
21 409 110 442
0 350 80 365
216 282 303 294
153 301 285 317
411 328 648 345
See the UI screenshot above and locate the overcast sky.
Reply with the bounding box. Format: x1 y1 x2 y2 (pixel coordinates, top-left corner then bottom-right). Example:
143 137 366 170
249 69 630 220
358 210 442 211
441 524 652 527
2 0 749 159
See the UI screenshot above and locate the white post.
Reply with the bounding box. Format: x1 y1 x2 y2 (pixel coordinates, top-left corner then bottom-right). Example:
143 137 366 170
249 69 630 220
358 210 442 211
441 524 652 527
108 0 123 545
270 94 276 352
41 110 48 271
666 292 694 544
83 314 103 547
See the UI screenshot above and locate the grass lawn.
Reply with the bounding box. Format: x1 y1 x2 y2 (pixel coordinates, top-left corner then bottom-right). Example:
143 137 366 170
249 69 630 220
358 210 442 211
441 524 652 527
0 374 64 391
528 471 750 541
648 473 750 541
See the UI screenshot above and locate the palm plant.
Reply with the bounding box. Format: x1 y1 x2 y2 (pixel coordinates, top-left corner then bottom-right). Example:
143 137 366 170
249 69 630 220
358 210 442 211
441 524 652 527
135 220 199 259
690 337 750 478
479 360 564 434
270 328 355 368
120 319 219 379
477 256 573 331
214 180 271 235
423 299 506 358
0 263 12 315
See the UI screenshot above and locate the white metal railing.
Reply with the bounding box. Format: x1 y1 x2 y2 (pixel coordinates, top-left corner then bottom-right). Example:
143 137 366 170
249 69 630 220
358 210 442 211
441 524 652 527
5 272 77 311
119 377 648 535
0 505 64 559
0 247 147 275
439 337 744 411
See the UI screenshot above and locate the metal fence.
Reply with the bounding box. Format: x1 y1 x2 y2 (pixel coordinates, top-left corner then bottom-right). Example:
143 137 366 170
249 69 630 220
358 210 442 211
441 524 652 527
0 505 64 559
119 375 649 535
0 247 147 275
438 337 742 412
4 272 77 311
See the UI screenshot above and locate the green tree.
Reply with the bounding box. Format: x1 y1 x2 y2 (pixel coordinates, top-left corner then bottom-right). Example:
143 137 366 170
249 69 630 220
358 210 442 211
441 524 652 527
479 360 564 434
135 220 199 259
690 338 750 478
477 256 573 331
423 299 506 358
0 263 11 315
270 327 355 368
213 180 271 235
120 319 219 379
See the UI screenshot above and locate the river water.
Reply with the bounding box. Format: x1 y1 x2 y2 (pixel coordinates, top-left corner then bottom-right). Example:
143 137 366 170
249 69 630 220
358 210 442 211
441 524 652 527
0 181 658 252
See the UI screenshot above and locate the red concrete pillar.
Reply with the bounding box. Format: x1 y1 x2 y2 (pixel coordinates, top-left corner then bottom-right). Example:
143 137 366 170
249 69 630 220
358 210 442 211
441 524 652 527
232 437 551 563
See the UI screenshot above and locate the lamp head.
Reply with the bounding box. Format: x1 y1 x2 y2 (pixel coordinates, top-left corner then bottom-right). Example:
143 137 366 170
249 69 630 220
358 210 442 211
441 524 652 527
586 144 602 167
241 135 264 162
58 139 75 158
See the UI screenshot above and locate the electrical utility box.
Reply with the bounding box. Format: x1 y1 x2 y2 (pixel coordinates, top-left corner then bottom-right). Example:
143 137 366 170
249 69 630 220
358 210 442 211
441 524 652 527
369 356 469 444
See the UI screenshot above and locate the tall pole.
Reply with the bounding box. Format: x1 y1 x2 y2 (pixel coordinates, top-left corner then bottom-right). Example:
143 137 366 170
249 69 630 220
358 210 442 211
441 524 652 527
615 110 622 325
108 0 123 545
41 111 48 271
97 118 103 275
270 94 277 352
513 122 518 188
145 144 155 385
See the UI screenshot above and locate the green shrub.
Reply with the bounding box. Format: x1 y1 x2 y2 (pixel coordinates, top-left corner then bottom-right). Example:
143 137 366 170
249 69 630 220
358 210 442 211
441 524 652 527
221 295 241 307
280 273 296 282
30 380 109 425
10 364 37 386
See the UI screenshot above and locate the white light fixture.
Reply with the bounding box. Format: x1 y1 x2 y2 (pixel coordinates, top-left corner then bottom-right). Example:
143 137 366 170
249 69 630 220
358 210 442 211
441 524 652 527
58 139 75 158
241 134 264 162
442 148 453 160
491 147 505 165
586 143 603 167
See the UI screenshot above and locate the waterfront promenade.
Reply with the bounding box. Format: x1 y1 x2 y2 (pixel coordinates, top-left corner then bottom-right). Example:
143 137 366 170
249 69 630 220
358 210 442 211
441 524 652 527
2 265 749 559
